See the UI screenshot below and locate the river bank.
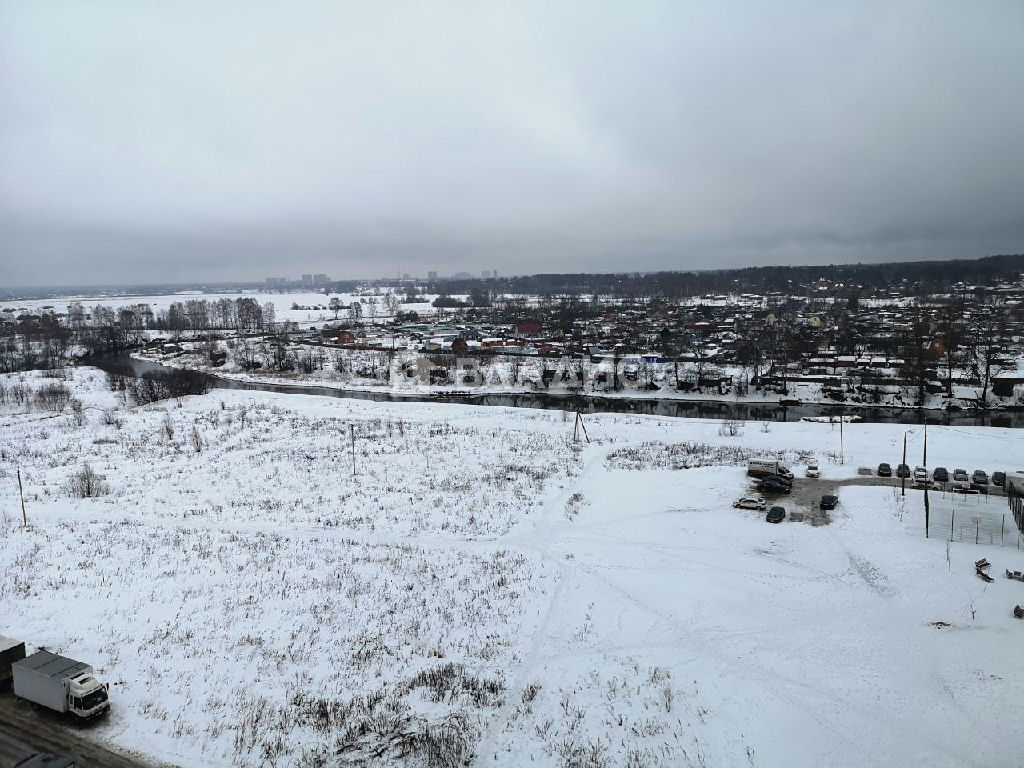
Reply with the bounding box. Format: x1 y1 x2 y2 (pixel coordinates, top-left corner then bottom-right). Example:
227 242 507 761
87 353 1024 428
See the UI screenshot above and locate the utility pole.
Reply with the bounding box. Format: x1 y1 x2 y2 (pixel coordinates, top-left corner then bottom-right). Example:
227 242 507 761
924 475 930 538
839 414 844 465
923 422 931 536
17 466 27 527
573 411 590 443
901 432 907 497
350 424 356 479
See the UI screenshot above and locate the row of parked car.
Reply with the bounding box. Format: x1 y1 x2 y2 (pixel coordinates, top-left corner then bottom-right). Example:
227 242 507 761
877 463 1006 492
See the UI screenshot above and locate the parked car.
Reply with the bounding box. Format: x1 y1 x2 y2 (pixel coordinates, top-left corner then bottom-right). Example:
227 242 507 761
992 471 1006 488
953 485 979 495
757 476 792 494
953 468 969 483
972 470 989 485
877 462 892 477
819 494 839 510
913 466 929 482
766 506 786 524
896 464 911 478
734 496 767 511
932 467 949 482
805 464 820 479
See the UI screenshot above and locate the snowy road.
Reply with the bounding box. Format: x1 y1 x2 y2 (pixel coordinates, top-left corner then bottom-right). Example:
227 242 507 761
0 693 156 768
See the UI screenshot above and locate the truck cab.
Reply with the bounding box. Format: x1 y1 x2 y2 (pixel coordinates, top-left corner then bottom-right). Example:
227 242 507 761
68 672 110 718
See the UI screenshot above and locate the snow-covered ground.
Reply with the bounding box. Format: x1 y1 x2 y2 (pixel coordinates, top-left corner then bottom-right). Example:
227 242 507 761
0 291 450 325
1 368 1023 767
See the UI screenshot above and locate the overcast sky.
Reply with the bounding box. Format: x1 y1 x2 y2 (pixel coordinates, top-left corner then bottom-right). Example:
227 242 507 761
2 1 1023 286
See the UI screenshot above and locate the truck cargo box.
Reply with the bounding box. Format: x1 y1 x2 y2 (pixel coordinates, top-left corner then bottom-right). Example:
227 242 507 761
0 635 27 686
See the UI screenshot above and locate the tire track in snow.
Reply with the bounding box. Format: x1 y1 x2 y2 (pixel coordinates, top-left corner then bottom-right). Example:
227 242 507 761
572 550 994 768
472 445 605 766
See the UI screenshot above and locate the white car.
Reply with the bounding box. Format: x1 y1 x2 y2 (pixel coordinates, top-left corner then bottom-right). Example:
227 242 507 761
805 464 820 478
914 466 929 482
734 496 767 511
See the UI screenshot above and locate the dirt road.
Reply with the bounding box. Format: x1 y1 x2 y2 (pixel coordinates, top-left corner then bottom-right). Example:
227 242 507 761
0 691 158 768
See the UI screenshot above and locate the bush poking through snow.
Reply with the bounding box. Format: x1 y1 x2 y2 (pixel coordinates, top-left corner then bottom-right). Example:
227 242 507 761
66 462 110 497
606 442 838 471
718 419 744 437
35 381 72 411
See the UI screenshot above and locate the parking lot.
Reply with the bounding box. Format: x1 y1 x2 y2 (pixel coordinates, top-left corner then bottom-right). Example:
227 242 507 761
742 466 1012 528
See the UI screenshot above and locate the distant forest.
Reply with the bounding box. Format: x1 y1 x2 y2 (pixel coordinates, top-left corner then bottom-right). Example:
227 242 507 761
426 254 1024 299
4 253 1022 303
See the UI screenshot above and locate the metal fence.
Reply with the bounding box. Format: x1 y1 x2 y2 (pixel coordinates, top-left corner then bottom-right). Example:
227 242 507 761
1011 489 1024 537
926 491 1024 548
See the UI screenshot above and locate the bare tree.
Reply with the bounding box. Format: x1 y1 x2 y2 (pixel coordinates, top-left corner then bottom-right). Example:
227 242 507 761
972 304 1008 406
935 299 966 397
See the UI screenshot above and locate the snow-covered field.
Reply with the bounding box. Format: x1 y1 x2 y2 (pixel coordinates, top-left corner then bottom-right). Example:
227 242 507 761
0 291 448 325
1 368 1023 767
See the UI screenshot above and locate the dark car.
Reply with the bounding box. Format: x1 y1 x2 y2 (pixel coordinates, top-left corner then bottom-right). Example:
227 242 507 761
972 470 988 485
766 506 786 524
992 471 1006 488
896 464 911 479
758 476 792 494
932 467 949 482
820 494 838 510
877 462 892 477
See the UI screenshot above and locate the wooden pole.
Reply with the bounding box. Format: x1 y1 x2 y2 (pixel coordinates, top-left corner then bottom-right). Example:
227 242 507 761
901 432 907 497
574 412 590 443
839 413 844 465
350 424 356 479
17 466 27 527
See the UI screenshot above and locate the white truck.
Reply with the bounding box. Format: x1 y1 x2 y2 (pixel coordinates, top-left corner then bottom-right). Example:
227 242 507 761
747 457 794 480
12 650 110 720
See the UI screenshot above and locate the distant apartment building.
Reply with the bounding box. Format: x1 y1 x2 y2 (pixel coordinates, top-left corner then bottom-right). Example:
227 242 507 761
301 273 312 283
265 277 289 285
313 273 329 282
428 270 438 280
482 270 492 279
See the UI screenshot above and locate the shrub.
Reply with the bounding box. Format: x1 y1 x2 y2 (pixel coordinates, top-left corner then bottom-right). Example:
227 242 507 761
35 381 72 411
66 463 110 498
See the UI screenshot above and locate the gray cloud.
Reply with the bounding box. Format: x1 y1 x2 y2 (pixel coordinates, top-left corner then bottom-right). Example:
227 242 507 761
2 1 1023 286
